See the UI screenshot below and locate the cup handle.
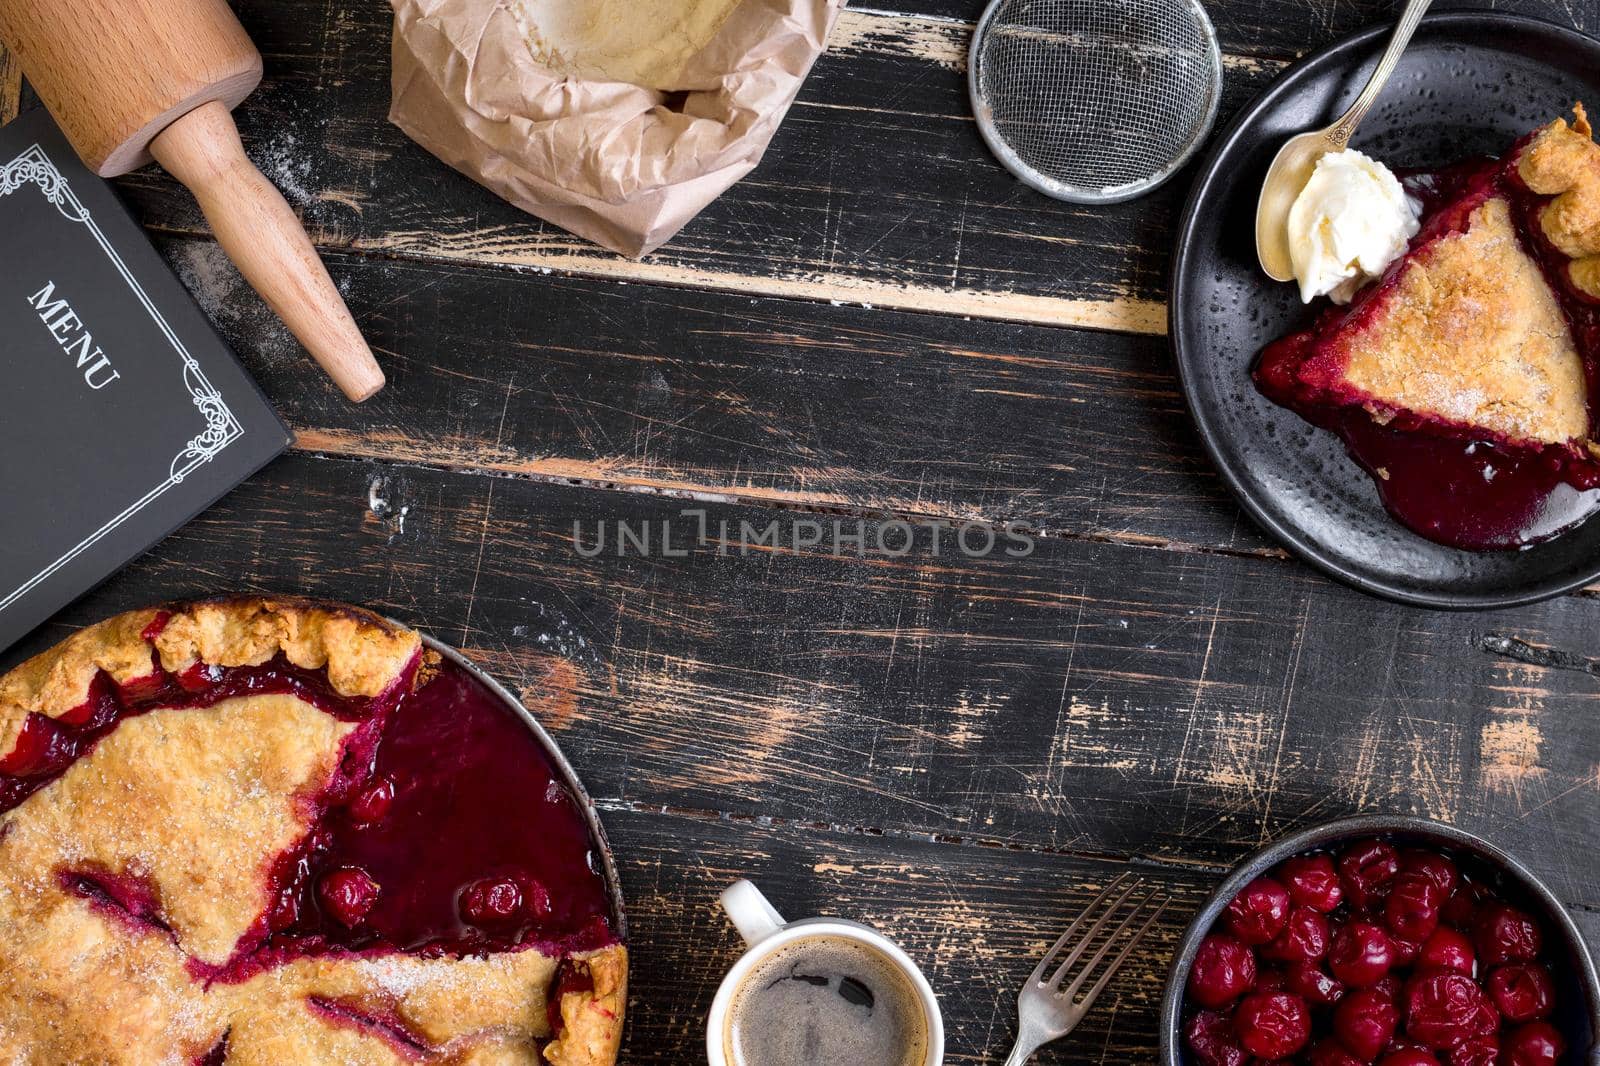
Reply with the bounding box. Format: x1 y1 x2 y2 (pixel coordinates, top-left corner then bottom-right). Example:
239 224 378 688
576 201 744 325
720 880 786 948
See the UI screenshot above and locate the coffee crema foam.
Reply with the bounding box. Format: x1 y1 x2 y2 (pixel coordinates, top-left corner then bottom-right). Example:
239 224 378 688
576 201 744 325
726 934 929 1066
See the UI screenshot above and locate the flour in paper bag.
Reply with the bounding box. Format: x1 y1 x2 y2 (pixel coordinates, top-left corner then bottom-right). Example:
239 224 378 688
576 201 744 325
510 0 745 89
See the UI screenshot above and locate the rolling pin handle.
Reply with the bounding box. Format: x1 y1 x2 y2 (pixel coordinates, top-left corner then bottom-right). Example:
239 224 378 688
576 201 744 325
150 101 384 402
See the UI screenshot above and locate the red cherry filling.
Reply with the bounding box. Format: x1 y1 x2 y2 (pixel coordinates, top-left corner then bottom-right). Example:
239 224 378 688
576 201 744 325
459 876 525 926
195 1037 229 1066
1333 985 1400 1060
1399 851 1459 899
1447 1033 1501 1066
1329 921 1395 987
1473 903 1542 966
1405 971 1497 1051
1281 854 1345 913
1234 990 1312 1059
1189 933 1257 1008
1385 872 1444 943
1184 1009 1248 1066
547 956 601 1037
307 996 432 1057
1379 1050 1442 1066
1285 960 1345 1006
60 868 173 936
1339 841 1401 913
1263 906 1332 963
318 867 380 928
1487 962 1556 1023
1503 1021 1565 1066
256 659 615 960
0 714 76 777
1308 1039 1367 1066
348 777 396 825
1226 876 1292 945
1417 927 1476 977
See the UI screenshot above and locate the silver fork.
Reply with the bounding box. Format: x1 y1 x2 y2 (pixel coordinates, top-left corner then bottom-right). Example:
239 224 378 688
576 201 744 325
1003 873 1170 1066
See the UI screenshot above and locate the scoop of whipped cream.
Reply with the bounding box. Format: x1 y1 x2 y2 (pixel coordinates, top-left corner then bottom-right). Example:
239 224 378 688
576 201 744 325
1287 149 1420 304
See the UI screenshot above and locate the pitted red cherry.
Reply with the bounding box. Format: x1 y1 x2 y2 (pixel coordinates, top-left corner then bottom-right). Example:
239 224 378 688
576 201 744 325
1332 986 1399 1060
1187 933 1256 1009
1487 962 1555 1023
1234 990 1311 1059
1226 876 1292 945
1339 840 1401 912
1329 920 1394 987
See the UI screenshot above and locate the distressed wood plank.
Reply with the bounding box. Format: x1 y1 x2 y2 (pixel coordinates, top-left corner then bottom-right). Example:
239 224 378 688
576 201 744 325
11 454 1599 914
164 237 1262 554
104 3 1290 335
863 0 1600 61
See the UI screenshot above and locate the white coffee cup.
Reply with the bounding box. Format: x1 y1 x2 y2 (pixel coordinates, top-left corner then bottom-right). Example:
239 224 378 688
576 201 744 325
707 879 945 1066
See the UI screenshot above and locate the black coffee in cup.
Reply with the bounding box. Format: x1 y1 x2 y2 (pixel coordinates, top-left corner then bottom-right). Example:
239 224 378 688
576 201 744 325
726 934 930 1066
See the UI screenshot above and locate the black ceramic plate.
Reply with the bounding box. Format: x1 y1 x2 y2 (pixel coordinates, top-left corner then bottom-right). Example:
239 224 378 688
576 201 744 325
1171 13 1600 608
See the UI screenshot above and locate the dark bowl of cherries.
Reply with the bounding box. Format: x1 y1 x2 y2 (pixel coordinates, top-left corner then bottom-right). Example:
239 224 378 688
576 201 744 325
1160 816 1600 1066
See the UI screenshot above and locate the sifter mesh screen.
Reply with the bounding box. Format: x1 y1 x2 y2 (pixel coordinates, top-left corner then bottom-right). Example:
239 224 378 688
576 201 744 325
971 0 1221 202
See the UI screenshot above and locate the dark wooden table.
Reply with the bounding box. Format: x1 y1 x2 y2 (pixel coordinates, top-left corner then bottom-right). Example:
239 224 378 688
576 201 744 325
4 1 1599 1061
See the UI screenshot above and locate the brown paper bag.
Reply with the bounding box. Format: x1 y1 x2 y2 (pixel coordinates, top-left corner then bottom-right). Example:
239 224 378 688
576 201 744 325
388 0 842 257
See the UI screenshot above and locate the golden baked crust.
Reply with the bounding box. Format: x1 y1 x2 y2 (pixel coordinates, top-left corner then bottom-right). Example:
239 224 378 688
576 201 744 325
0 598 625 1065
1518 103 1600 298
0 597 420 760
0 887 231 1063
1331 196 1588 444
543 948 629 1066
2 694 355 966
247 943 628 1064
224 999 418 1066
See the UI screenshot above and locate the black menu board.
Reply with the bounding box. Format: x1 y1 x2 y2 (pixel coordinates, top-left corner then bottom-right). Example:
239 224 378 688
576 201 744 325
0 108 290 652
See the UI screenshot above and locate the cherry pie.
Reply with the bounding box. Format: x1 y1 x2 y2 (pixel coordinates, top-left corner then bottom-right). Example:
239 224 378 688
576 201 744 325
1257 107 1600 549
0 598 626 1065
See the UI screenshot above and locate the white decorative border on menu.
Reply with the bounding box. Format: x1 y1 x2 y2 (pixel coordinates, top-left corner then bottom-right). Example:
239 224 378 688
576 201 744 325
0 143 242 613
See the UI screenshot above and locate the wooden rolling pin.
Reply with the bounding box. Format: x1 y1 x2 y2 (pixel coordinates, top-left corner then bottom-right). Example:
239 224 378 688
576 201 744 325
0 0 384 401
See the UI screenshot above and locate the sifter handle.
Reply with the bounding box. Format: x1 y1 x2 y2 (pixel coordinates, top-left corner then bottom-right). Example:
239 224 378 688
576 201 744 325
150 101 384 402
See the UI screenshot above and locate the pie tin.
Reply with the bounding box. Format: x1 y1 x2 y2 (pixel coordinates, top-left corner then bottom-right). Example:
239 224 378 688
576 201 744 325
415 632 628 942
1157 815 1600 1065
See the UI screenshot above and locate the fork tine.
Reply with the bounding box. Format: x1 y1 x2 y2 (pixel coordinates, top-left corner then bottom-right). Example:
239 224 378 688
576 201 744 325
1071 893 1170 1011
1044 876 1143 989
1026 872 1132 984
1052 882 1157 992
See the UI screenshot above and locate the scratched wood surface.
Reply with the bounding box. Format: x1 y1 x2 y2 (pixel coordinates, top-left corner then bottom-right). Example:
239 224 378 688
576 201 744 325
4 0 1600 1062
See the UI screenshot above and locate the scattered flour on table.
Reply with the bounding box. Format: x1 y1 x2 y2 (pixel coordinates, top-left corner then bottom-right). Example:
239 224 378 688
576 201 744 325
171 242 293 351
508 0 745 88
251 127 314 209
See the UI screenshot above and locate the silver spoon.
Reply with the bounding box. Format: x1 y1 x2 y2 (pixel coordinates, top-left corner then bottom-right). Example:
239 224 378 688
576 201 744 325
1254 0 1433 282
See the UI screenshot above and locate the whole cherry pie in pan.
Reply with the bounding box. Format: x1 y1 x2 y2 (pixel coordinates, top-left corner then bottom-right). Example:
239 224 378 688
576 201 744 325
0 598 626 1065
1257 106 1600 550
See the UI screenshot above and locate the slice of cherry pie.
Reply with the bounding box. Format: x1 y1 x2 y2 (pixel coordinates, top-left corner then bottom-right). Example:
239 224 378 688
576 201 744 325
0 598 625 1065
1257 106 1600 549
